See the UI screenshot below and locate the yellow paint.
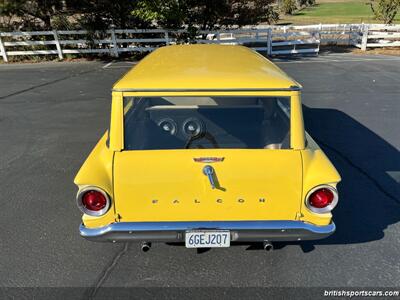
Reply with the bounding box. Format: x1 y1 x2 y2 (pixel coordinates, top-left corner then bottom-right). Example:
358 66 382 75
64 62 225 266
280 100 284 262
113 150 303 222
74 133 116 227
113 45 301 91
109 92 123 151
75 45 340 229
299 134 341 225
121 91 295 97
290 92 306 150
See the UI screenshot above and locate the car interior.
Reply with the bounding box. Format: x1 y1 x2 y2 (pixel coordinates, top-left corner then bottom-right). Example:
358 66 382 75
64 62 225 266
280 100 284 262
123 96 290 150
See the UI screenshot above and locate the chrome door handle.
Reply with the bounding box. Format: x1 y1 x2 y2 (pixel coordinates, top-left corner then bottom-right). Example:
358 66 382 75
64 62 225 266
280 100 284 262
203 165 216 189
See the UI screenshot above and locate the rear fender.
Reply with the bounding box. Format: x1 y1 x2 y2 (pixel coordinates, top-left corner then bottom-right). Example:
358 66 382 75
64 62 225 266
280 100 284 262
74 132 116 228
300 136 341 225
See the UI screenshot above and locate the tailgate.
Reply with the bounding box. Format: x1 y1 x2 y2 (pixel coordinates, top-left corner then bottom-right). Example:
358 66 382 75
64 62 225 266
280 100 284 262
113 150 302 222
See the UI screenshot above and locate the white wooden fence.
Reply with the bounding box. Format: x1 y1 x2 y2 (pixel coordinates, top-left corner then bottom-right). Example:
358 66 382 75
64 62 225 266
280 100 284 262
0 24 399 62
198 28 320 55
350 24 400 50
0 28 168 62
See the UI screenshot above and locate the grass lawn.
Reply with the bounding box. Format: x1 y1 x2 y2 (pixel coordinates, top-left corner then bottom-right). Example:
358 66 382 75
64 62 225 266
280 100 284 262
278 1 400 24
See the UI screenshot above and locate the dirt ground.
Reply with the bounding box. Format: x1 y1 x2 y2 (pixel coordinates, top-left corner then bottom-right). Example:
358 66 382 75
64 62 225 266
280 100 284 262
352 47 400 56
319 45 400 56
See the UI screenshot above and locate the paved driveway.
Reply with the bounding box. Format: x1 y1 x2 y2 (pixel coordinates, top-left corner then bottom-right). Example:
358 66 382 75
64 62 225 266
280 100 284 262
0 53 399 299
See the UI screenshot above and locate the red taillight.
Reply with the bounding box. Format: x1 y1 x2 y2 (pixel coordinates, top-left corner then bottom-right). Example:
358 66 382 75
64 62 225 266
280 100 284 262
77 187 110 216
82 190 107 211
306 185 338 213
309 188 334 208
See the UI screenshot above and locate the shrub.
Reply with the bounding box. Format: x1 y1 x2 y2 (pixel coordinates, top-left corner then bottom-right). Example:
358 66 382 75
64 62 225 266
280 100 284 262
369 0 400 24
281 0 298 14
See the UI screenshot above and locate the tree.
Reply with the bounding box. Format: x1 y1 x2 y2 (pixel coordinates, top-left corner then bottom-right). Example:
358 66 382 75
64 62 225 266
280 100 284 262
229 0 279 27
0 0 66 30
73 0 149 31
297 0 315 8
370 0 400 24
1 0 279 32
0 0 19 30
0 0 85 30
132 0 279 30
281 0 297 15
131 0 189 29
77 0 152 30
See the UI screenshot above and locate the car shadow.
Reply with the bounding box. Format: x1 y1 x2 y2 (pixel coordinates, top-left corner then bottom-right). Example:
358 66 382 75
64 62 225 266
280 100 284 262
238 106 400 252
301 105 400 246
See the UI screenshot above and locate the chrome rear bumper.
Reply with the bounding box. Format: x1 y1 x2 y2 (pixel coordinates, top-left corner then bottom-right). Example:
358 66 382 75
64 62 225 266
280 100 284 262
80 221 335 243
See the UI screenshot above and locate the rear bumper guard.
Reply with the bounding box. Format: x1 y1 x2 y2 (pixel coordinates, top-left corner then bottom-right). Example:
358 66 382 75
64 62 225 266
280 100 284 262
80 220 335 242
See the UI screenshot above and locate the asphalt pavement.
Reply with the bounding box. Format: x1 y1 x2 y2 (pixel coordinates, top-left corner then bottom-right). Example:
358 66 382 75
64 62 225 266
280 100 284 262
0 53 399 299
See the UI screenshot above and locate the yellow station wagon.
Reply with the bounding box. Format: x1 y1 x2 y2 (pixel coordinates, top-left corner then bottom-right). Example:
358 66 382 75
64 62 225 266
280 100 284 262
75 44 341 251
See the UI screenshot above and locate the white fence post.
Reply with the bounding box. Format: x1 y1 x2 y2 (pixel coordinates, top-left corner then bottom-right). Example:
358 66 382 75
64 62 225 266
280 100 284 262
267 28 272 56
52 30 63 60
110 26 119 57
348 26 352 46
316 29 321 54
0 36 8 62
164 31 170 45
318 23 322 45
361 25 369 51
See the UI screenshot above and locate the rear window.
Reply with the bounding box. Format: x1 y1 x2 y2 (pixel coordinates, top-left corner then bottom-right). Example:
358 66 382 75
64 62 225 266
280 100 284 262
123 96 290 150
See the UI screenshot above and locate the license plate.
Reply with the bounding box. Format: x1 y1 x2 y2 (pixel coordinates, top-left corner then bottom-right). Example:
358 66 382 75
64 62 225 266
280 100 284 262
185 230 230 248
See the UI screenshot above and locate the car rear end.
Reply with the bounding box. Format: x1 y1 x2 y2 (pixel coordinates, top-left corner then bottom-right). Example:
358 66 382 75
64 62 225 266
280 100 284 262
75 92 341 248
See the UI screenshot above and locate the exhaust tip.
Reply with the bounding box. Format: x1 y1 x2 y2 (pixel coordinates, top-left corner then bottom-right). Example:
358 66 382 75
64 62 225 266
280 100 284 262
141 242 151 252
263 241 273 251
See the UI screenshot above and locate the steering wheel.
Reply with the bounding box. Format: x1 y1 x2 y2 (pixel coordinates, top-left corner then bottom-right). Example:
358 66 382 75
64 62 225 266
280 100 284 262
185 131 219 149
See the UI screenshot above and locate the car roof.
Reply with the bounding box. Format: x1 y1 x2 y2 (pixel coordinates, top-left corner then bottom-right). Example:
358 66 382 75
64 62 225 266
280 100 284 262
112 44 301 92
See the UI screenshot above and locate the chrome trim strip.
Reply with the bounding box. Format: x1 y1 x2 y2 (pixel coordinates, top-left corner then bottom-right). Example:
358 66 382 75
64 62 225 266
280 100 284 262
112 86 302 93
80 220 335 238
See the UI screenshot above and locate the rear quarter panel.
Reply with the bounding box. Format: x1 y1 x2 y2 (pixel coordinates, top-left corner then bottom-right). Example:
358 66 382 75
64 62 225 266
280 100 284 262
74 132 116 228
300 133 341 225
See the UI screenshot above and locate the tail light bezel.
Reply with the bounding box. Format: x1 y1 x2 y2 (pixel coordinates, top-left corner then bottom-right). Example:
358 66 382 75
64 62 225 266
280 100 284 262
76 186 111 217
305 185 338 214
